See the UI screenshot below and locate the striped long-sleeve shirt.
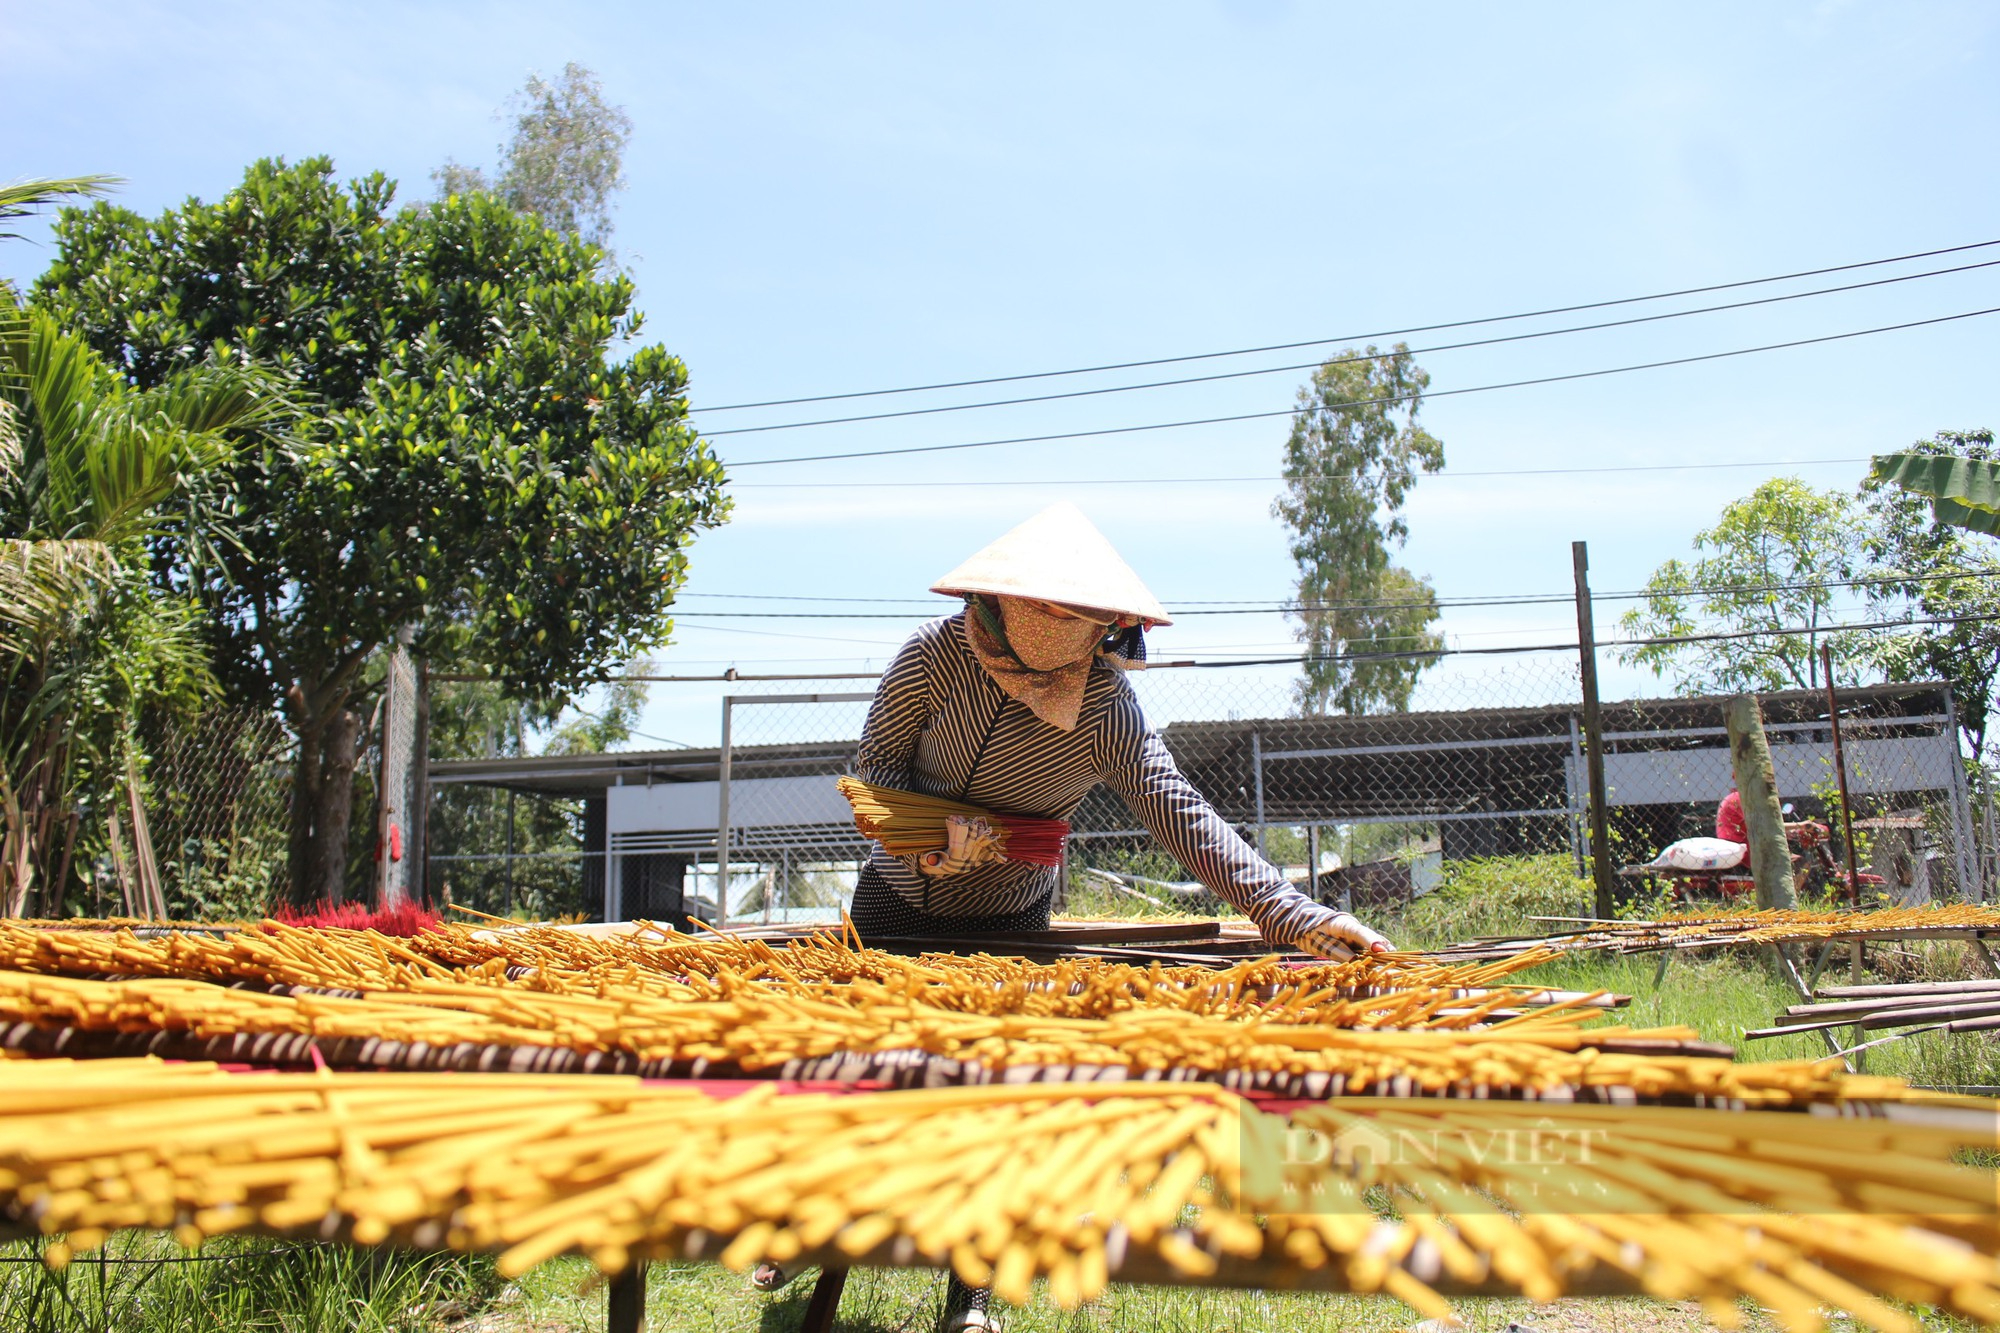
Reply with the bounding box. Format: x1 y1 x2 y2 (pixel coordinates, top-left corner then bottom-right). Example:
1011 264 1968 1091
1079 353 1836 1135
853 613 1349 948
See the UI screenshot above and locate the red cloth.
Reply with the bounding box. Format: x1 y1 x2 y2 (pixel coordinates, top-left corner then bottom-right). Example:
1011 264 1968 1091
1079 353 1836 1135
1716 790 1747 843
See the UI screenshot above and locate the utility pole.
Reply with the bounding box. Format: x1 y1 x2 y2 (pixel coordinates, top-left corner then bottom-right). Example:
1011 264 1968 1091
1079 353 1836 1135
1572 542 1615 919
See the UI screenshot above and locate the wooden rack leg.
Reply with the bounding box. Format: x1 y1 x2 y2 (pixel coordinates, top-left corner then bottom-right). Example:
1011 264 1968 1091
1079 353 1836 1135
1772 945 1852 1069
1967 933 2000 980
608 1261 647 1333
799 1266 848 1333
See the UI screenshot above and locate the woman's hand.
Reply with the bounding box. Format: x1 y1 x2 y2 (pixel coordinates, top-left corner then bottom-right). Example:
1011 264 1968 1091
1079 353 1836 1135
1296 913 1394 960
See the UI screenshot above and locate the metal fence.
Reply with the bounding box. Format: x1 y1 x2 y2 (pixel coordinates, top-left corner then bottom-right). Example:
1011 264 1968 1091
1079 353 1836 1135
139 707 292 919
423 638 1988 927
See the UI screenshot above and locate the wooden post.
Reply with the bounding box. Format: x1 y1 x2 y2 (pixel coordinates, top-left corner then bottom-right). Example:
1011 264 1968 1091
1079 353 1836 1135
410 655 430 903
1724 693 1797 910
1572 542 1615 919
607 1262 646 1333
799 1267 848 1333
1306 824 1321 902
1819 643 1862 906
716 697 734 924
1250 728 1267 858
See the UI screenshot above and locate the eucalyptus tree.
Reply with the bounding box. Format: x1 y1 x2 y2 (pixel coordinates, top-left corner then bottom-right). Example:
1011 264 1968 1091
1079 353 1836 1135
1274 344 1445 715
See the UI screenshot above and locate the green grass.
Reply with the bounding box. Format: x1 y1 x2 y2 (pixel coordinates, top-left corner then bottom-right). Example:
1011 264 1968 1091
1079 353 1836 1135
0 1232 498 1332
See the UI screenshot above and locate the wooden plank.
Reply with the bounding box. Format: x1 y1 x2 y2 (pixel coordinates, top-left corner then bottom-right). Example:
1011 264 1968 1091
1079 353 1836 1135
1818 979 2000 1000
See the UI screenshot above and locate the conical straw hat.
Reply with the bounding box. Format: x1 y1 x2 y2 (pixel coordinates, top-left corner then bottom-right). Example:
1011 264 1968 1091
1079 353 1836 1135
930 502 1173 626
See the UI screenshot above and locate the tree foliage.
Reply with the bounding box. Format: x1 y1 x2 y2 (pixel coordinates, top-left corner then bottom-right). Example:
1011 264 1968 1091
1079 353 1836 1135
1273 344 1444 715
0 301 285 916
1863 430 2000 757
1616 477 1877 693
433 63 633 257
35 157 728 903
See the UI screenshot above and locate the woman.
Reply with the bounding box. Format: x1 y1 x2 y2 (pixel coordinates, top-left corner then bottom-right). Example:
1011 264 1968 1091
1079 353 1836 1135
846 501 1391 958
754 503 1391 1329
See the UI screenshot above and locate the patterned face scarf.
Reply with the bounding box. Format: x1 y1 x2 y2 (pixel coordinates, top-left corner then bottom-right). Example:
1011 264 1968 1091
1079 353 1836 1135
963 595 1113 731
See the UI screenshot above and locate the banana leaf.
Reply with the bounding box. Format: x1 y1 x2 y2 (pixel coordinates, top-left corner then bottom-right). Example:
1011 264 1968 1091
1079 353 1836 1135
1871 452 2000 536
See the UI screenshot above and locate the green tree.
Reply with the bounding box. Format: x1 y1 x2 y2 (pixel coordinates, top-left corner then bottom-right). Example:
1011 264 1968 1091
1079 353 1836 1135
1617 477 1878 693
1863 429 2000 757
434 63 632 257
35 157 729 905
1273 344 1445 715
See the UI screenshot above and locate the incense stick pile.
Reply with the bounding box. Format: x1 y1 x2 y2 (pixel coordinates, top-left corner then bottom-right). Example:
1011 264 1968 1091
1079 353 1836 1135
0 919 1574 1025
1432 905 2000 961
835 777 1070 866
0 967 1827 1101
1 1059 1994 1331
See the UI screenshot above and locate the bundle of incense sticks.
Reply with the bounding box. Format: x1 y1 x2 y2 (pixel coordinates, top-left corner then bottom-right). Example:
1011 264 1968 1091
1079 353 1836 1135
835 776 1069 866
4 1060 1996 1330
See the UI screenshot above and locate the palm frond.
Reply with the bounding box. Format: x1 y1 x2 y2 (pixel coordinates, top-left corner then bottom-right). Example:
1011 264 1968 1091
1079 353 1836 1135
0 538 116 659
0 176 120 242
0 400 18 494
8 312 119 537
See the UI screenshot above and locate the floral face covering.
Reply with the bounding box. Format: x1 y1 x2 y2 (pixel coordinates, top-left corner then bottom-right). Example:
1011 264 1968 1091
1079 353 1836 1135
999 598 1109 670
962 596 1113 731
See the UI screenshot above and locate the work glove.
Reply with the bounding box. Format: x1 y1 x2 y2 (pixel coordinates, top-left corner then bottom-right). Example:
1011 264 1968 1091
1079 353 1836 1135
917 814 1006 877
1296 912 1394 960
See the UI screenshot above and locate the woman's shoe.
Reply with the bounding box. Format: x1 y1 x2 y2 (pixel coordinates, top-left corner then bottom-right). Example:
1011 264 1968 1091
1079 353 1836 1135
749 1259 805 1291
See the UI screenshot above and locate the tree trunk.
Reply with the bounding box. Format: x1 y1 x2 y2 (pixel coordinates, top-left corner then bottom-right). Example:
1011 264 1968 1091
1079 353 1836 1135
1725 693 1797 910
308 708 363 905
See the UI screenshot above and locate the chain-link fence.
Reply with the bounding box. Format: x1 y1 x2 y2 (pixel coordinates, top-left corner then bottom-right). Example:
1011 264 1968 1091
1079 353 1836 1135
139 707 292 919
421 633 1992 926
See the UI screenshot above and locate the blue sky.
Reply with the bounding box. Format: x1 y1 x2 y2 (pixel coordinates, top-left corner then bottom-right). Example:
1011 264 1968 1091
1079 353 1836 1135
7 1 1999 747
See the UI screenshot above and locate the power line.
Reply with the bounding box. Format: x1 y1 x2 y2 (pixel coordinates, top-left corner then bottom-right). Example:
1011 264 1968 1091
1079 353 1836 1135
665 566 2000 621
697 238 2000 412
702 257 2000 436
1183 609 2000 669
728 456 1872 488
725 306 2000 467
512 609 2000 686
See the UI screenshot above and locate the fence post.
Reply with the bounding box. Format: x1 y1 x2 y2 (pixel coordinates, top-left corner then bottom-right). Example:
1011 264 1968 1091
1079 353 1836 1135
1818 643 1862 905
1250 727 1266 858
1571 542 1615 919
716 696 734 924
409 655 430 903
1941 687 1980 902
1725 693 1798 910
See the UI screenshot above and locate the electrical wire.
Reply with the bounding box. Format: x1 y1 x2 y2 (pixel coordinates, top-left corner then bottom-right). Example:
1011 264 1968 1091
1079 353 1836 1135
697 238 2000 411
725 305 2000 467
1180 609 2000 669
665 566 2000 620
536 608 2000 685
728 456 1872 488
701 257 2000 436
